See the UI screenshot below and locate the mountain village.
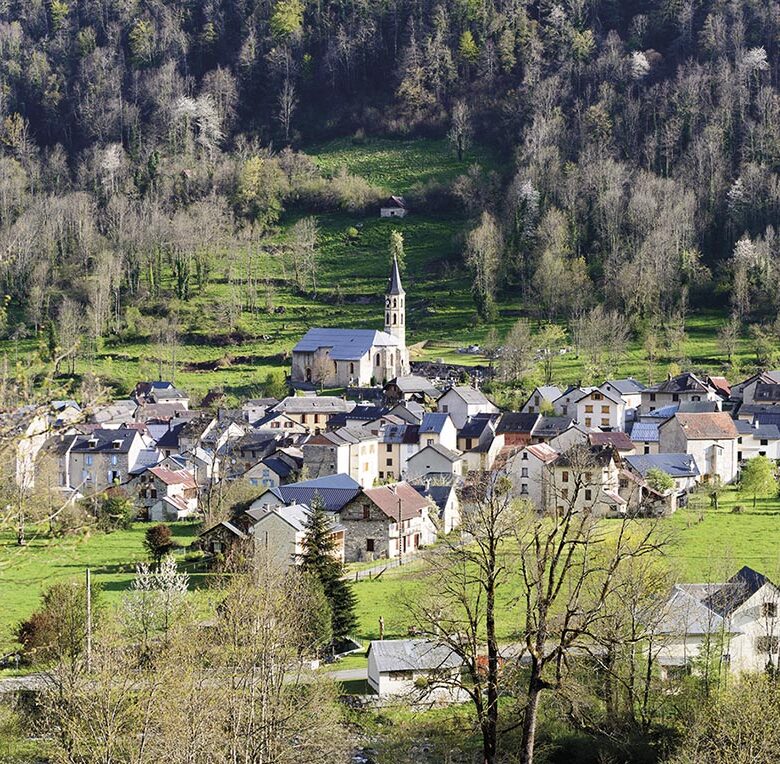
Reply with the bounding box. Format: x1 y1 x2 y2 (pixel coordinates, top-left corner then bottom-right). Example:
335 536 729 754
7 257 780 697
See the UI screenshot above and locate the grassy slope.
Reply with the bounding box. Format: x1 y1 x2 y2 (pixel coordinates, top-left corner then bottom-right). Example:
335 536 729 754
0 523 198 652
0 136 757 400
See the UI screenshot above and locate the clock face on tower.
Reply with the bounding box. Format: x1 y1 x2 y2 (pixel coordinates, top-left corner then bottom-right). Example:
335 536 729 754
385 298 391 307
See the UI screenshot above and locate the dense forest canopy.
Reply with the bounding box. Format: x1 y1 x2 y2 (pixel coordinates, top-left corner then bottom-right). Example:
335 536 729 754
0 0 778 390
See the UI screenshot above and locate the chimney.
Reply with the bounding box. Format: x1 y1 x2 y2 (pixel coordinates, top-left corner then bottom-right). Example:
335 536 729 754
667 372 672 381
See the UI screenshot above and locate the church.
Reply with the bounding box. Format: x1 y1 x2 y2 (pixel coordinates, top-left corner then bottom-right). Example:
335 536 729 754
291 257 411 387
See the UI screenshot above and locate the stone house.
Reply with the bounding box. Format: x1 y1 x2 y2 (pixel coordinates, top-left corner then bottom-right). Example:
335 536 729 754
640 373 721 415
338 482 436 562
629 422 660 455
269 396 356 433
520 386 561 415
136 465 197 520
623 453 701 496
507 442 558 509
68 428 146 494
302 427 379 488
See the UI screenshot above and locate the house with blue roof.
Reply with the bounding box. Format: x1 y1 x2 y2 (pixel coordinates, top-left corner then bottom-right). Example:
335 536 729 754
629 422 660 454
290 256 410 387
624 453 701 494
734 419 780 463
418 412 457 451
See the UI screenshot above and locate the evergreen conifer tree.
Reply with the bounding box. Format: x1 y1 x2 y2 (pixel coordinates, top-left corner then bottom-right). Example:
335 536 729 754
299 493 357 642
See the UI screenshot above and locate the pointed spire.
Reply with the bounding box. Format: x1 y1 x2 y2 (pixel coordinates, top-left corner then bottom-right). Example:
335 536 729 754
387 255 404 295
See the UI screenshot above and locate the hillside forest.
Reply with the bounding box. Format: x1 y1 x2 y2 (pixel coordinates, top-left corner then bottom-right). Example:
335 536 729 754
0 0 779 398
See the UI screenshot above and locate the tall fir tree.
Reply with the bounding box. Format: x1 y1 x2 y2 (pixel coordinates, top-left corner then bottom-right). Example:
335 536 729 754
299 493 357 641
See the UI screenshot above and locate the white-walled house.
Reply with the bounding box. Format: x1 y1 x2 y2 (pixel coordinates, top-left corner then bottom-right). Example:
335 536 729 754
658 412 739 484
553 386 595 417
640 373 720 415
418 412 458 451
734 421 780 464
623 453 701 496
406 443 466 480
600 378 645 427
520 386 561 415
573 388 626 431
367 639 464 699
507 442 558 508
436 387 498 430
655 567 780 677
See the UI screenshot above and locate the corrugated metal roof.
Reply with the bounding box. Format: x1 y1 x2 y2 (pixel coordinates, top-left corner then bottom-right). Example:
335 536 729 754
629 422 660 442
368 639 462 674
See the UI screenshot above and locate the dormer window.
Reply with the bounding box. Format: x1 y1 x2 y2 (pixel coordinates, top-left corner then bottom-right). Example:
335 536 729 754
88 439 98 448
112 440 122 449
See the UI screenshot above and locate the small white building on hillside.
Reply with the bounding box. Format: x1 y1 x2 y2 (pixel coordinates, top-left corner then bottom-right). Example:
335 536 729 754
367 639 464 699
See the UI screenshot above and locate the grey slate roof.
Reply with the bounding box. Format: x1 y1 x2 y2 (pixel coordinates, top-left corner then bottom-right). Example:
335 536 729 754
71 428 140 454
387 255 404 295
754 383 780 402
458 413 497 439
273 396 356 414
420 412 451 434
629 422 660 443
382 423 420 444
754 412 780 428
677 400 721 413
368 639 462 673
734 420 780 440
604 378 646 394
648 372 712 394
496 412 539 434
292 328 401 360
413 443 462 462
260 474 361 512
532 416 574 438
624 453 699 479
644 404 679 419
440 386 494 406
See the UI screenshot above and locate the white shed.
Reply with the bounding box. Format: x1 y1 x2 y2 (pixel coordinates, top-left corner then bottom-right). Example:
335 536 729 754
367 639 464 699
380 195 408 218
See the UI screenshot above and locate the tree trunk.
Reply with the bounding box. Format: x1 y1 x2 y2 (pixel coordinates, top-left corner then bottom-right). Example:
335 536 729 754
483 572 499 764
520 674 543 764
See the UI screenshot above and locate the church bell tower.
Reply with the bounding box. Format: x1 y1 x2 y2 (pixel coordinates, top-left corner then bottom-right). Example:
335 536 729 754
385 255 406 348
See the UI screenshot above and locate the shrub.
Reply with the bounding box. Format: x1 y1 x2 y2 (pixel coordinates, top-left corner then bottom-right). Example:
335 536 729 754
144 524 174 563
96 493 136 531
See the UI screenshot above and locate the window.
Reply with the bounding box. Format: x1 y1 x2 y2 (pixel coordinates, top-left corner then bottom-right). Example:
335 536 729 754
672 393 679 402
585 405 593 413
465 438 473 449
593 392 602 400
644 446 650 454
521 467 528 477
366 539 375 552
585 489 592 501
375 354 380 366
386 444 392 452
212 541 222 554
601 405 609 414
761 439 769 446
111 455 118 466
561 405 568 415
388 670 413 680
426 438 434 446
762 602 778 618
585 418 592 427
442 404 448 412
349 362 354 375
666 664 691 682
534 396 540 406
561 488 569 499
363 507 370 520
521 452 528 460
757 636 779 654
386 458 392 466
85 455 93 466
562 471 569 482
585 472 592 481
601 419 610 427
520 483 528 495
649 393 656 402
619 478 628 489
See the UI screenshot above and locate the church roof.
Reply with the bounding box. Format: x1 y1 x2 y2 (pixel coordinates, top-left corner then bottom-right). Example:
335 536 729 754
293 328 401 360
387 255 404 295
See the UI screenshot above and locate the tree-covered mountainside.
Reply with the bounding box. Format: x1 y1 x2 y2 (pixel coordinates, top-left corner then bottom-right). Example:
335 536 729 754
0 0 778 399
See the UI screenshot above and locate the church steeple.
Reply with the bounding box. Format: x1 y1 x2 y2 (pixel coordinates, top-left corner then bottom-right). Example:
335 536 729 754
385 255 406 348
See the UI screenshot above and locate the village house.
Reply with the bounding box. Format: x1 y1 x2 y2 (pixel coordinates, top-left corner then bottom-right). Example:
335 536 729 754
640 373 721 414
530 415 575 444
268 396 356 433
548 422 590 452
242 454 300 490
411 479 461 534
732 371 780 405
367 639 464 699
573 387 626 431
418 412 458 451
67 428 147 494
248 474 362 515
520 386 561 415
383 375 440 405
629 422 661 455
734 421 780 464
623 453 701 496
553 386 595 417
135 465 197 520
380 423 420 481
405 443 466 480
658 412 739 483
291 257 410 387
254 410 309 436
89 399 138 427
599 378 646 426
339 482 436 562
507 442 558 508
436 386 498 430
496 412 540 449
588 430 636 457
302 427 379 488
2 407 51 489
239 398 280 424
655 567 780 678
459 415 504 473
250 504 345 567
547 444 625 515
